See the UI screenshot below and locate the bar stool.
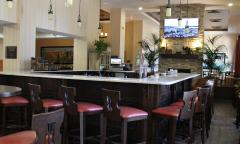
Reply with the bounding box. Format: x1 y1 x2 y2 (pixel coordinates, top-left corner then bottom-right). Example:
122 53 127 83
28 83 63 114
60 85 103 144
0 96 29 135
152 90 197 144
100 88 148 144
0 130 36 144
193 87 210 144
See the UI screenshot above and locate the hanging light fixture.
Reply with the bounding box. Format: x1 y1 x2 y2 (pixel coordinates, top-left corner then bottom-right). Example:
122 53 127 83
65 0 74 7
48 0 54 20
178 0 184 27
185 0 190 33
6 0 13 8
98 0 103 35
77 0 82 27
166 0 171 17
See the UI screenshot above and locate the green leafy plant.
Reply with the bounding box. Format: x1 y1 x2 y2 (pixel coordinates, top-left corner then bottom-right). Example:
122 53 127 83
139 34 163 72
94 40 109 56
202 35 226 73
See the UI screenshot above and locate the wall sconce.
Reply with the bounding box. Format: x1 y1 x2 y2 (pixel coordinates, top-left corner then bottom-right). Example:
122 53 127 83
48 0 54 20
161 38 167 48
99 32 108 38
6 0 13 8
193 39 202 49
65 0 73 7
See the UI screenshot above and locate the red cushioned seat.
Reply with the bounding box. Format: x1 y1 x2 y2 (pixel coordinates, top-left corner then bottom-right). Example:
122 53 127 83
152 106 181 118
0 96 29 106
42 99 63 109
77 102 103 113
120 106 148 119
170 100 185 109
0 130 36 144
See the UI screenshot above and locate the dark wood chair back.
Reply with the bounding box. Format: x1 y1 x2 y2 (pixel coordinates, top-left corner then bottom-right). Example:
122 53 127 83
60 85 78 115
102 88 121 121
180 90 198 120
194 87 210 113
28 83 43 114
31 108 64 144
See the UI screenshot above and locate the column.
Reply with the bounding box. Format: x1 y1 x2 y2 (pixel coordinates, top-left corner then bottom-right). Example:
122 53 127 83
110 8 126 60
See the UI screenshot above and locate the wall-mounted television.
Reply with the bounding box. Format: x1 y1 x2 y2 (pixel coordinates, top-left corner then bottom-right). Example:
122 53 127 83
164 18 199 38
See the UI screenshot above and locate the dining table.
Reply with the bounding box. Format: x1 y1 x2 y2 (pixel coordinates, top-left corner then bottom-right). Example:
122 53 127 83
0 85 22 98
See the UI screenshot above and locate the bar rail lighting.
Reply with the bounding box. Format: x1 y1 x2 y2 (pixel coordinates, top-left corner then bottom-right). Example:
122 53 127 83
77 0 82 27
166 0 171 17
48 0 54 20
6 0 13 8
65 0 74 7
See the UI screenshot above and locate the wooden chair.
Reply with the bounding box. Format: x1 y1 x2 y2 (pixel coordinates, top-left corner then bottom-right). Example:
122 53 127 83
152 90 198 144
60 85 103 144
193 87 210 144
0 109 64 144
28 83 63 114
31 108 64 144
0 96 29 135
100 88 148 144
0 130 36 144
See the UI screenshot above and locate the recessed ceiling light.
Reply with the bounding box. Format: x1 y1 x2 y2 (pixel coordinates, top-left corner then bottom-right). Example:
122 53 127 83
138 7 143 11
228 3 233 7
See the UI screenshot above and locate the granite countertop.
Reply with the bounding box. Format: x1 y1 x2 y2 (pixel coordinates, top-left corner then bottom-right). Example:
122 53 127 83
0 71 200 85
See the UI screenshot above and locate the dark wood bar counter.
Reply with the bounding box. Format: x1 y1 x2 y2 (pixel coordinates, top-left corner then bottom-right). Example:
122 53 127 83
0 71 199 143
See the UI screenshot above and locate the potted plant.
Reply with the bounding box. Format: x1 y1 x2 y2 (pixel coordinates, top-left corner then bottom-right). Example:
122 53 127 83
139 34 163 73
202 35 226 74
94 39 109 57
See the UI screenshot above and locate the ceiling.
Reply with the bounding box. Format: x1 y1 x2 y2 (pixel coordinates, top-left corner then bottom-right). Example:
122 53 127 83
102 0 238 9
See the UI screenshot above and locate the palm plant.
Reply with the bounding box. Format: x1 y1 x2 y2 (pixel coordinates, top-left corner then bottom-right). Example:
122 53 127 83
139 34 163 73
202 35 226 73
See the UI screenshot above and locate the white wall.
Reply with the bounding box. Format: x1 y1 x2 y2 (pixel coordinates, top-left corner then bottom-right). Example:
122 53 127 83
204 31 238 69
0 39 3 58
142 18 160 40
0 0 17 23
1 0 100 71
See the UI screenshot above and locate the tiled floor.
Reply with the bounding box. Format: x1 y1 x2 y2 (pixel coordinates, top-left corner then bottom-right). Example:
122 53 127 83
203 100 239 144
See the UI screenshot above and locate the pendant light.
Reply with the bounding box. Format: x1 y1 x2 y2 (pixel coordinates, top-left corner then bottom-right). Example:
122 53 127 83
6 0 13 8
185 0 190 33
98 0 103 35
77 0 82 27
166 0 171 17
65 0 74 7
178 0 183 27
48 0 54 20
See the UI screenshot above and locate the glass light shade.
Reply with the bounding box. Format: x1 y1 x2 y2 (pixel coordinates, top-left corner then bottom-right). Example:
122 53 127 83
166 7 171 17
100 32 104 36
65 0 73 7
178 18 184 27
104 33 108 37
7 0 13 8
228 3 233 7
98 26 102 35
48 13 54 20
78 21 82 27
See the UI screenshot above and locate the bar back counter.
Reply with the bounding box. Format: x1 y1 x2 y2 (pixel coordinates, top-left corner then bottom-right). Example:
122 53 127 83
0 71 200 143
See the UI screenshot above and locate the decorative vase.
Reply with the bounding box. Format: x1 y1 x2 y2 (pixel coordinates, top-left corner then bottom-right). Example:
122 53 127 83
149 63 155 74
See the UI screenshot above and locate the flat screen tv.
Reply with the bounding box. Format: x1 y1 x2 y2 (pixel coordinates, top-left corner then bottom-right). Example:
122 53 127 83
164 18 199 38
